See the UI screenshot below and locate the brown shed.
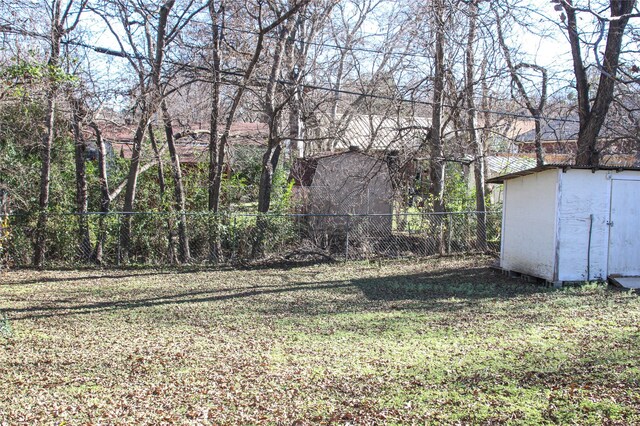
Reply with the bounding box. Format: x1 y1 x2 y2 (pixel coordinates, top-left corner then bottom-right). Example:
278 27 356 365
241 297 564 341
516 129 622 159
292 150 393 216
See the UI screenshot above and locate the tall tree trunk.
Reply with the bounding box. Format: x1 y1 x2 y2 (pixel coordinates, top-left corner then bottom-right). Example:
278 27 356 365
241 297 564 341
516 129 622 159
465 0 486 251
71 97 90 260
288 93 302 159
257 26 288 215
119 0 175 263
208 0 223 213
253 26 289 259
149 123 178 264
119 112 151 263
480 58 491 197
161 100 190 262
429 0 446 254
207 1 225 263
34 94 56 267
90 122 110 264
34 3 62 267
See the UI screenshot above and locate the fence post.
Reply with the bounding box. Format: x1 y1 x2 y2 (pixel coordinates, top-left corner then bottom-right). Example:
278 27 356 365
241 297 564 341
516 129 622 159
447 213 452 254
345 214 350 261
116 214 121 266
232 215 237 261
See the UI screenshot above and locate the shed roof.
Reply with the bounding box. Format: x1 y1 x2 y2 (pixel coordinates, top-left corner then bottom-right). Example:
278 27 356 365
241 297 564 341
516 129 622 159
486 155 536 177
333 115 432 151
290 150 384 187
486 164 640 184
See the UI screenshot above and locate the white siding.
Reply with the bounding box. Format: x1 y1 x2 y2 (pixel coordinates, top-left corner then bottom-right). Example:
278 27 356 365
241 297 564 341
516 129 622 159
608 176 640 276
501 169 559 281
556 170 611 281
501 168 640 282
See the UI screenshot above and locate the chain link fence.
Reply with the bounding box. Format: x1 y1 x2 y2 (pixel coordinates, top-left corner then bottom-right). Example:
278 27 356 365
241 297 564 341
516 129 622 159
0 211 501 269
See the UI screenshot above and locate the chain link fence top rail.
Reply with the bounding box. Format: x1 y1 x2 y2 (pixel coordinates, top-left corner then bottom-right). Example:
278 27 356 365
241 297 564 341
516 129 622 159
0 211 501 268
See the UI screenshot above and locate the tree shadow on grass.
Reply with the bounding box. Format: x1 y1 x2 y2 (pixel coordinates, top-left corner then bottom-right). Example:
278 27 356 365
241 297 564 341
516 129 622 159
3 267 560 319
0 271 179 287
1 264 568 322
0 258 336 287
353 266 545 301
3 280 355 320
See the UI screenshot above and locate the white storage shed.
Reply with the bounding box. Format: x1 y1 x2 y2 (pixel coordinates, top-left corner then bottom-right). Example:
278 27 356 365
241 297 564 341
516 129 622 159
487 165 640 284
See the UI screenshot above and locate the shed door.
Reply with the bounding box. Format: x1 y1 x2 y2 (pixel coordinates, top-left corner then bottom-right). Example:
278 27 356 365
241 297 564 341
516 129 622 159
608 179 640 276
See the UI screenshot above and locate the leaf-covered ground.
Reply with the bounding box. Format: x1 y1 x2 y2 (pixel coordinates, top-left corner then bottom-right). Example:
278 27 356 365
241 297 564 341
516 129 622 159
1 256 639 425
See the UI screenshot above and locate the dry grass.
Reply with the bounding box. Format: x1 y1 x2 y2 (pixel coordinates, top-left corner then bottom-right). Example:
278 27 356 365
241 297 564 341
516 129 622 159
1 256 640 425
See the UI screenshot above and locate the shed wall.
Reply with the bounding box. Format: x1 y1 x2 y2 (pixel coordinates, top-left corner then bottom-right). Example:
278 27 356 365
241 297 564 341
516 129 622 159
501 169 558 280
308 152 392 215
307 152 393 234
608 177 640 276
556 170 611 281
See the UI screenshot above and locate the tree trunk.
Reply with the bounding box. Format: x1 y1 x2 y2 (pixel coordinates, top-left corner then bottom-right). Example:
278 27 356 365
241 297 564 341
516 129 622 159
256 26 288 214
90 122 110 264
118 0 175 263
253 144 282 259
34 3 62 267
480 58 491 198
533 116 544 166
119 112 151 263
288 84 302 160
564 0 636 166
465 0 486 251
257 144 283 214
149 123 178 264
71 97 90 261
161 100 190 263
34 93 55 267
429 0 446 254
208 1 223 213
252 24 289 258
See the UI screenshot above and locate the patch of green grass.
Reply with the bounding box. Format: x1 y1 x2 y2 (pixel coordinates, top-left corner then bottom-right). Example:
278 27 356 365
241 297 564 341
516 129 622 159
1 256 639 424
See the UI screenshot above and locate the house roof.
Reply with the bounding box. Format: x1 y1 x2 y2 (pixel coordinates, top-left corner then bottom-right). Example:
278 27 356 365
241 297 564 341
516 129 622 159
515 118 580 143
515 115 639 143
334 115 432 151
103 122 268 164
487 164 640 184
306 114 436 152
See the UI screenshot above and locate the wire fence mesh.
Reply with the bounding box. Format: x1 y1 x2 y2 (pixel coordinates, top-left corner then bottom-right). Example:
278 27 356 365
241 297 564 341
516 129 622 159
0 211 501 268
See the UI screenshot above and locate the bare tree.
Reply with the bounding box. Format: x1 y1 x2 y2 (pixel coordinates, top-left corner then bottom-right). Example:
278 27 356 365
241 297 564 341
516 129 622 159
204 0 312 260
207 0 313 216
69 95 91 259
89 121 110 263
464 0 487 250
556 0 637 166
494 5 547 167
429 0 446 223
94 0 206 262
33 0 86 267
